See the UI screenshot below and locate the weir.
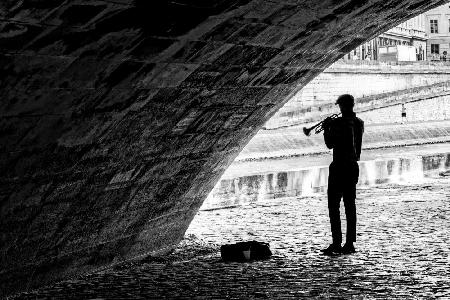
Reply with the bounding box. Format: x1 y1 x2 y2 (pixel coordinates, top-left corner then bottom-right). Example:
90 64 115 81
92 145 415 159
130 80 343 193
202 147 450 211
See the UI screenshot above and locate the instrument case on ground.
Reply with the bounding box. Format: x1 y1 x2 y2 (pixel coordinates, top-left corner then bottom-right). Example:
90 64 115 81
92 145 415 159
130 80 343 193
220 241 272 262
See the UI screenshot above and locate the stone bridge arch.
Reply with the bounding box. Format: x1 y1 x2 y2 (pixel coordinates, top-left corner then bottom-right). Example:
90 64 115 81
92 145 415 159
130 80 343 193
0 0 447 296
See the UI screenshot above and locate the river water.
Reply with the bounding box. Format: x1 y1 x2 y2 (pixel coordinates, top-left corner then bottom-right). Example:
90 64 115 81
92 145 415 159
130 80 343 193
201 143 450 211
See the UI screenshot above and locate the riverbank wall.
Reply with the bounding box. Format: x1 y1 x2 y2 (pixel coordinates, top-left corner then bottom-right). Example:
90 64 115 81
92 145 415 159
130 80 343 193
266 61 450 129
236 120 450 161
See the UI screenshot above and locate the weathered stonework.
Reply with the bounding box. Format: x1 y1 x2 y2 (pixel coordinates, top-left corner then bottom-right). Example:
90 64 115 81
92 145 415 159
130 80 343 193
0 0 447 296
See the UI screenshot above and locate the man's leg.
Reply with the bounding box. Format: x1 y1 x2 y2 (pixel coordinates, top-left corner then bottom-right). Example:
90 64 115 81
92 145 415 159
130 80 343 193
327 165 343 246
342 162 359 253
343 184 356 243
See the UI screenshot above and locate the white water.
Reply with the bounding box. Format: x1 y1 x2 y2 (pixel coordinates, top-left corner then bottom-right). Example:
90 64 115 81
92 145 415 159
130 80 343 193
201 143 450 211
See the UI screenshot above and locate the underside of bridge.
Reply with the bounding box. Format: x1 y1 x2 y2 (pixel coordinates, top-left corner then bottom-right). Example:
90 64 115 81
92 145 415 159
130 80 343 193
0 0 446 296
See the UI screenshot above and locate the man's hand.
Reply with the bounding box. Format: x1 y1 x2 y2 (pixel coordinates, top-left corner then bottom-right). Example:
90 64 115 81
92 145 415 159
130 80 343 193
322 117 334 131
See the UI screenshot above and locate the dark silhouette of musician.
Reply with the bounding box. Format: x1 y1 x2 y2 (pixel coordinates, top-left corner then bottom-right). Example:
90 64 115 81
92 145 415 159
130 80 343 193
321 94 364 255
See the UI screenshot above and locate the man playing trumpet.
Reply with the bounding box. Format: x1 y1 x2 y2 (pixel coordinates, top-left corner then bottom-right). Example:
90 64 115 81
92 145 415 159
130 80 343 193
321 94 364 255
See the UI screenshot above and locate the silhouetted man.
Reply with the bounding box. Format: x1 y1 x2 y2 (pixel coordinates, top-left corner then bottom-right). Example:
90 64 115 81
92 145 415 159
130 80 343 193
321 94 364 255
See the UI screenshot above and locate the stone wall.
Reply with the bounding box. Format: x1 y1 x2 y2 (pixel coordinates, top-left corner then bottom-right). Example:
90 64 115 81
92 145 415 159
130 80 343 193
266 73 450 128
0 0 447 296
359 96 450 124
237 119 450 161
289 60 450 107
239 95 450 162
264 60 450 128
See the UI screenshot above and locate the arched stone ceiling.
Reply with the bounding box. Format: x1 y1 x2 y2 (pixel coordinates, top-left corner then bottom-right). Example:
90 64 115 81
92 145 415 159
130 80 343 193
0 0 447 296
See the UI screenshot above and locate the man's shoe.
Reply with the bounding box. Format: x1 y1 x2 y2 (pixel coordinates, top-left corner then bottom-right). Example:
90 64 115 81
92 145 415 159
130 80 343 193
321 244 341 255
341 243 356 254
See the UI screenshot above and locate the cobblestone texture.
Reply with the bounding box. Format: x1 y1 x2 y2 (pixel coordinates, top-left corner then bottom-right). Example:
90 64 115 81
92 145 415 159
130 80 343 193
13 175 450 299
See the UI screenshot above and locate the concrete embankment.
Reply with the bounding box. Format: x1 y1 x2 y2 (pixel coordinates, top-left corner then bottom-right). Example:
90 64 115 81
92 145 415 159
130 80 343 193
236 120 450 161
266 61 450 129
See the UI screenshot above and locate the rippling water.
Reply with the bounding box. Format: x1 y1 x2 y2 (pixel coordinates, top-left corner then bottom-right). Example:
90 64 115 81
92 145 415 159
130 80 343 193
202 143 450 210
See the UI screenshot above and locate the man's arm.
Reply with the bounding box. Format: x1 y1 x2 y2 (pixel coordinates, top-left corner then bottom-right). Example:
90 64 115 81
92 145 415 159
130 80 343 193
355 119 364 160
323 119 334 149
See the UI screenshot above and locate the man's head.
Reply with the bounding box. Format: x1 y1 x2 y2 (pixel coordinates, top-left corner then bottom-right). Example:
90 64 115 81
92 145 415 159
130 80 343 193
336 94 355 114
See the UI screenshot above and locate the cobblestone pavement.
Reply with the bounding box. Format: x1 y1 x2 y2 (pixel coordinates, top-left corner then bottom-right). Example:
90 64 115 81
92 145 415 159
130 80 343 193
12 176 450 299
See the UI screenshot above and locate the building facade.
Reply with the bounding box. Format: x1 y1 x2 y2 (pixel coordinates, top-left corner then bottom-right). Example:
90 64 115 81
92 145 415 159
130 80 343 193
424 3 450 61
345 14 427 62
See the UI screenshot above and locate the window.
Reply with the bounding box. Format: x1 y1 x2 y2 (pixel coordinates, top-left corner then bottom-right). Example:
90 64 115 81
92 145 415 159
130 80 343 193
430 19 438 33
448 19 450 32
431 44 440 54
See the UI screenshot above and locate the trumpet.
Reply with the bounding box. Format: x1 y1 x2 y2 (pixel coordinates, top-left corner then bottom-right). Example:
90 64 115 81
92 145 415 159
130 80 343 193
302 113 341 136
